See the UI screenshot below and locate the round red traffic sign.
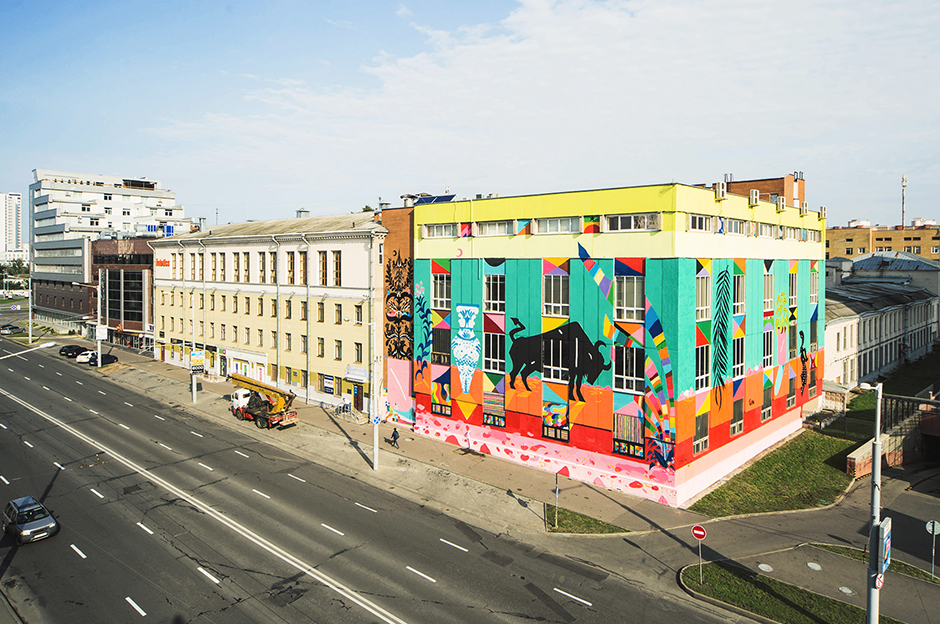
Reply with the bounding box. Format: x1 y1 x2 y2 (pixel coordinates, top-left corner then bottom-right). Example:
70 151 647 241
875 574 884 589
691 525 707 540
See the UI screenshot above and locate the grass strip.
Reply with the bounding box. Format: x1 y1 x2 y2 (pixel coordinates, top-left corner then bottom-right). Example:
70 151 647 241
544 504 627 534
689 430 857 517
682 560 905 624
812 543 939 585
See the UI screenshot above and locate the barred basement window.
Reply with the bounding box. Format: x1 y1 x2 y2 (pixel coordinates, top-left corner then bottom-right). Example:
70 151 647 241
730 399 744 436
693 411 709 454
542 422 569 442
612 413 644 458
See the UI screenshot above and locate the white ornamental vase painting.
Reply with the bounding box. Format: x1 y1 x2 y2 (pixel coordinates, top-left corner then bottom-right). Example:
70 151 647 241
452 305 481 394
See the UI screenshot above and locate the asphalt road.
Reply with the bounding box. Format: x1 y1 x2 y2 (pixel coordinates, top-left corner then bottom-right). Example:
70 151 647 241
0 339 742 624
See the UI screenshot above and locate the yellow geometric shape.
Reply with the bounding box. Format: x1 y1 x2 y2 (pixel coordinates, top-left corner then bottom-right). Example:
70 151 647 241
542 316 568 333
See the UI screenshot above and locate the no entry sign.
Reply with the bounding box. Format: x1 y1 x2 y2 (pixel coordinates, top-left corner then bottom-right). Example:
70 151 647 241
691 525 707 540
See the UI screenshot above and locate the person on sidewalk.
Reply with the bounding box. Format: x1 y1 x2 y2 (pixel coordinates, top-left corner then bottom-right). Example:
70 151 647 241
391 428 400 449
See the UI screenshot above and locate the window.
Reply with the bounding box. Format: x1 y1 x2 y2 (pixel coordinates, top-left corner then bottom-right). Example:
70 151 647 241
354 342 362 363
220 324 226 340
123 208 131 216
257 297 262 316
733 274 746 316
614 276 644 321
542 421 569 442
269 251 277 283
431 329 450 365
259 252 266 283
695 344 710 390
607 213 660 231
81 204 90 212
543 274 569 317
271 331 277 349
90 218 99 226
317 302 325 322
300 252 307 285
542 337 569 382
355 304 363 324
334 340 342 361
761 386 773 421
285 300 291 319
198 254 204 280
787 377 796 408
788 323 797 360
535 217 579 234
301 335 308 353
483 333 505 372
810 272 819 304
432 274 451 310
104 193 111 201
809 369 817 397
763 273 774 312
318 337 325 357
730 399 744 436
725 218 745 235
271 299 277 317
689 214 711 231
810 322 818 351
431 402 452 416
693 411 709 454
425 223 457 238
210 294 215 311
199 293 204 309
732 336 745 378
242 253 249 282
332 251 342 286
301 301 307 321
233 325 237 342
484 274 505 313
478 220 513 236
245 327 250 344
104 207 112 215
257 329 263 347
285 334 292 351
211 254 217 280
846 248 853 255
220 254 226 281
319 251 327 285
190 254 196 280
763 329 774 368
287 252 295 284
758 223 776 238
695 275 711 321
378 244 383 265
233 296 238 314
789 272 798 307
612 412 645 458
335 304 343 324
613 345 643 392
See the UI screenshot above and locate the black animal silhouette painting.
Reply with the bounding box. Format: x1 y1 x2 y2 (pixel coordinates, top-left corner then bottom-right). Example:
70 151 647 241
508 318 610 402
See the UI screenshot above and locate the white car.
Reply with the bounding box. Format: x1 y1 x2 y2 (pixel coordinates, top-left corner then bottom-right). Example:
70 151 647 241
75 350 95 363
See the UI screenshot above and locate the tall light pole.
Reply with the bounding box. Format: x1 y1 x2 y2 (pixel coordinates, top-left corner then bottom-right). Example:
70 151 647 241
72 281 102 368
901 175 908 227
859 381 884 624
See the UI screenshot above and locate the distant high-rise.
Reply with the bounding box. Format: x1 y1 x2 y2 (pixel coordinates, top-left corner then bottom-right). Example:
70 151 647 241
1 192 23 253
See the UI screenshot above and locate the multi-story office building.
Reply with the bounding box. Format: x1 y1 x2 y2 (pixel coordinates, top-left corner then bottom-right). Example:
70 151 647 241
2 192 23 253
28 169 192 330
827 219 940 261
151 213 386 412
395 178 825 506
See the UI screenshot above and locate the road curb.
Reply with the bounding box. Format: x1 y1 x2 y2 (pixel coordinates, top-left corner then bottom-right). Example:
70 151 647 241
677 562 780 624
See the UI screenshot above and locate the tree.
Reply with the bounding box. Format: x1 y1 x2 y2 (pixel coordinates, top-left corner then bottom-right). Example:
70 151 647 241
361 205 374 212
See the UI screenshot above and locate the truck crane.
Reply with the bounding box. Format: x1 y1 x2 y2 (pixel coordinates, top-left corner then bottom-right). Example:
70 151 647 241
228 373 299 430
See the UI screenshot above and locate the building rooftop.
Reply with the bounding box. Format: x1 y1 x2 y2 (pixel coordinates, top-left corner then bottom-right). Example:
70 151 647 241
164 213 385 241
825 282 936 323
852 250 940 272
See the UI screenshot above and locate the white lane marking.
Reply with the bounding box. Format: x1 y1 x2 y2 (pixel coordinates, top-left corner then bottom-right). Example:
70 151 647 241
90 410 98 415
440 538 468 552
0 476 8 485
119 424 130 430
0 388 410 624
198 463 213 471
355 502 378 513
98 390 105 395
70 544 87 559
234 450 249 458
321 523 344 536
0 423 6 429
553 588 592 607
159 443 172 451
56 372 62 376
288 474 305 483
124 402 133 407
406 566 437 583
90 489 104 499
63 397 72 402
252 489 270 499
23 376 29 381
198 567 221 584
125 597 147 617
16 356 26 361
7 368 12 373
190 431 203 438
75 381 83 385
43 386 49 390
23 440 33 448
54 462 65 470
38 365 43 368
154 415 165 421
136 522 154 535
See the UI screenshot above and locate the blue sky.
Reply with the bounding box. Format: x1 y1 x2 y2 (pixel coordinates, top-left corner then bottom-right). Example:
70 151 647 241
1 0 937 228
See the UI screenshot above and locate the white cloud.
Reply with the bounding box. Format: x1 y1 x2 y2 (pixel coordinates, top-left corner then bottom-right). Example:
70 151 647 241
396 4 412 18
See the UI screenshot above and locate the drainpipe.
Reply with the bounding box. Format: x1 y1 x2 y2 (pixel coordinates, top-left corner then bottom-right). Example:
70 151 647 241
302 234 310 404
198 239 207 374
178 239 196 403
146 239 155 356
272 235 281 388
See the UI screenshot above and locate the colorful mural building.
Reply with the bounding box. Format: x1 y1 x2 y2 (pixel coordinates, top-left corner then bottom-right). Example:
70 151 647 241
384 179 826 507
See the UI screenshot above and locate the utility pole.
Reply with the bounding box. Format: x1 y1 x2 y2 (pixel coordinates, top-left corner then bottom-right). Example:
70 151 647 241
901 175 908 227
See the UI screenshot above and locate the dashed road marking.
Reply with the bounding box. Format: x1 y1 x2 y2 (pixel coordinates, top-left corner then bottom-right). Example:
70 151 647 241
54 462 65 470
159 443 172 451
98 390 106 395
119 424 130 430
70 544 87 559
124 402 133 407
355 502 377 513
321 523 344 536
252 489 270 499
42 386 49 390
23 440 33 448
125 597 146 617
136 522 153 535
554 588 592 607
288 474 305 482
90 489 104 499
0 423 6 429
56 372 62 376
63 397 72 402
190 431 203 438
76 381 83 385
198 463 213 471
154 415 165 421
23 376 29 381
234 450 249 458
440 538 468 552
406 566 436 583
198 567 221 584
89 410 98 414
0 476 8 485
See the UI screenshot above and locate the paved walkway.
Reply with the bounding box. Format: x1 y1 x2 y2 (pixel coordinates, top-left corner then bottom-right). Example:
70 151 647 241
2 337 939 623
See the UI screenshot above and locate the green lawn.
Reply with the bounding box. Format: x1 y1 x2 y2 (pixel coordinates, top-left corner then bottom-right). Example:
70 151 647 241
688 430 858 517
544 504 627 534
682 560 904 624
848 349 940 420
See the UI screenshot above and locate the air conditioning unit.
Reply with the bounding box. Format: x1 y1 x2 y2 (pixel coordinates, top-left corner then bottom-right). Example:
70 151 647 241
715 182 727 200
749 189 760 206
800 201 809 216
820 205 827 220
776 197 787 212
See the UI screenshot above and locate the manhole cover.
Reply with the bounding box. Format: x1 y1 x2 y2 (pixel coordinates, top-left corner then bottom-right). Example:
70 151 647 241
758 564 774 573
839 587 856 596
807 562 822 571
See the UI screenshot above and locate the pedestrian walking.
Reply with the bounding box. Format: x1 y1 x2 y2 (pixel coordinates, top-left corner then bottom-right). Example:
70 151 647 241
391 428 400 449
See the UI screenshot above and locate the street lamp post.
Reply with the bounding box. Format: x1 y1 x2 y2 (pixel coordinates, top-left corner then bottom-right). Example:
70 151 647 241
72 281 102 368
859 381 884 624
901 175 908 228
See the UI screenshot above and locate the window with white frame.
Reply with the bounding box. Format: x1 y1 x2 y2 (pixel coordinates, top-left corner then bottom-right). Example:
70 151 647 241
810 322 818 351
810 272 819 304
535 216 580 234
483 333 504 372
761 386 773 421
607 213 660 231
695 344 710 390
689 214 711 231
484 274 505 312
432 273 451 310
784 227 801 240
613 345 643 392
763 273 774 311
789 272 798 307
807 230 822 243
614 276 644 321
730 399 744 436
733 274 745 315
543 274 569 317
763 329 774 368
758 223 776 238
478 220 513 236
732 336 745 378
693 411 709 454
425 223 457 238
788 323 798 360
787 377 796 407
542 337 569 382
725 218 745 235
695 275 711 321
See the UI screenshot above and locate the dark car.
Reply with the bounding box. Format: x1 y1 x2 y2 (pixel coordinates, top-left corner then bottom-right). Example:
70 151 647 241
88 353 118 366
2 496 59 545
59 345 87 357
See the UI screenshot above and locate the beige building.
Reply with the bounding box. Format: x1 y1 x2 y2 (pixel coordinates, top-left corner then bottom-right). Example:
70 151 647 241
827 219 940 261
151 213 387 413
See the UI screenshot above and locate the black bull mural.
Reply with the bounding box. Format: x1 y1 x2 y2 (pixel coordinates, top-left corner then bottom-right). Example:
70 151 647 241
508 319 611 402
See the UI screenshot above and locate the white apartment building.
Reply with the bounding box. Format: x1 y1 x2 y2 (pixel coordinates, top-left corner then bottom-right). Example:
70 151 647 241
151 213 387 413
2 192 23 253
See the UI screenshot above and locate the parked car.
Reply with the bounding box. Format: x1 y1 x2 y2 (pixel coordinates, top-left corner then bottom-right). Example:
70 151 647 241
88 353 118 366
75 350 96 363
2 496 59 545
0 325 21 335
59 345 86 357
